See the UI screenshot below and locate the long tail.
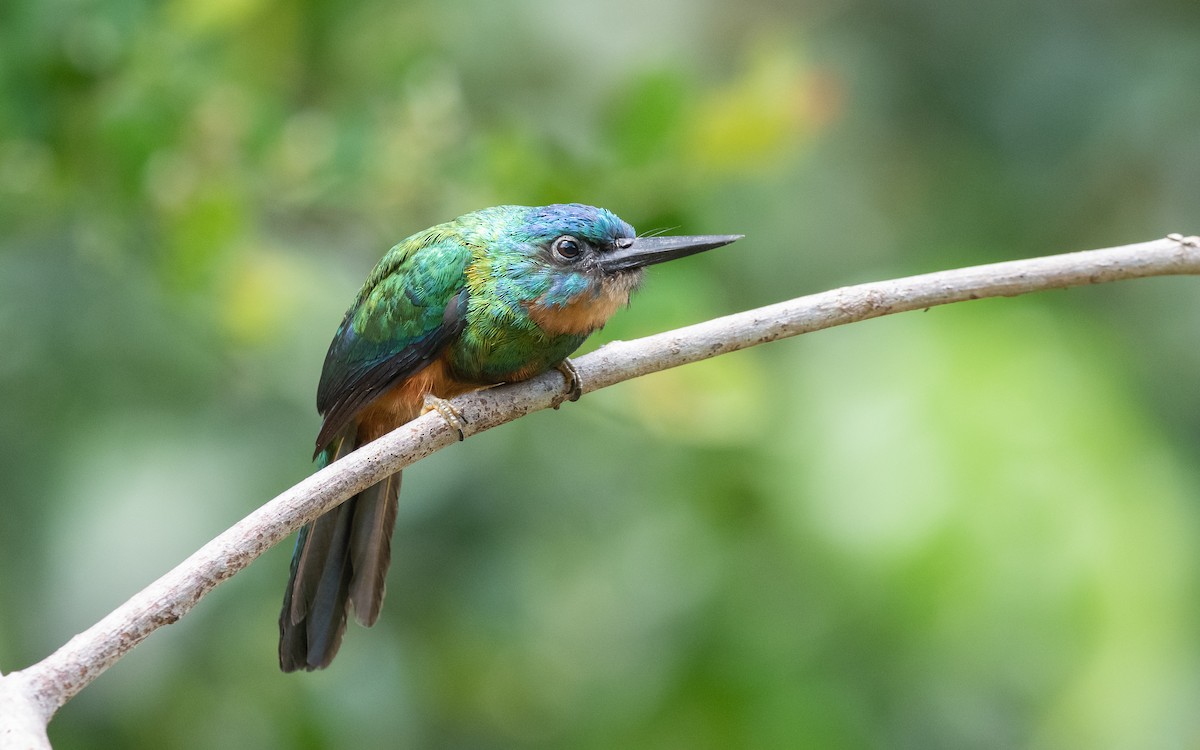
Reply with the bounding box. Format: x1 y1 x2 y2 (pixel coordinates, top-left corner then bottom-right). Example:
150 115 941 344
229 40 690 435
279 428 400 672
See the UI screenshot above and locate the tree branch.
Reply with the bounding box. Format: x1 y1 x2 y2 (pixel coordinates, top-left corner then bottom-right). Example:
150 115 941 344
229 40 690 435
1 234 1197 749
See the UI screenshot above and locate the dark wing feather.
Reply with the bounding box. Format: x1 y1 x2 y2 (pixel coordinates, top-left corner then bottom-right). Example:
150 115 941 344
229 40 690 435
313 237 473 455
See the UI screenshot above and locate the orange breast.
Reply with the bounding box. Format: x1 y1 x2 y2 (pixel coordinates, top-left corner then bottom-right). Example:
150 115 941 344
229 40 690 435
355 355 478 442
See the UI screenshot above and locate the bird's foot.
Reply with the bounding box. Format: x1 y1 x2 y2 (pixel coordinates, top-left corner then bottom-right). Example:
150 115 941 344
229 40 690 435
422 394 467 441
552 359 583 409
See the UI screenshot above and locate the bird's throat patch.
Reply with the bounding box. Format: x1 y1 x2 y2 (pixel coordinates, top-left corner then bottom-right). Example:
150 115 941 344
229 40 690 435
525 281 634 336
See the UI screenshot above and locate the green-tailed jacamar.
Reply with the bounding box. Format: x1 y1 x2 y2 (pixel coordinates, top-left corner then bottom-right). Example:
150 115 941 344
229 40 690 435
280 203 740 671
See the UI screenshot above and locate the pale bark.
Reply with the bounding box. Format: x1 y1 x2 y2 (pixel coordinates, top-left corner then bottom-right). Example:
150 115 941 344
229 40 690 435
1 234 1197 749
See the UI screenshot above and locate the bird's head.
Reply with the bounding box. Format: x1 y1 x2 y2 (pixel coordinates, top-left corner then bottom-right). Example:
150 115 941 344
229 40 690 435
470 203 740 335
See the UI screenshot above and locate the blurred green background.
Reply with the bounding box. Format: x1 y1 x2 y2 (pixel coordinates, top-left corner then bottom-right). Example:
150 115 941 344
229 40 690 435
2 0 1199 747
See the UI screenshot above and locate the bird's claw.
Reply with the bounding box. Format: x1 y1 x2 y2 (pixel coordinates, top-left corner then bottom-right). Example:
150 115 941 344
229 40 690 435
552 359 583 409
422 394 467 441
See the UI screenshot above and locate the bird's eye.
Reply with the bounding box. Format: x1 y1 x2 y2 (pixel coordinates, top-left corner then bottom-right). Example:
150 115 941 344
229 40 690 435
552 236 582 261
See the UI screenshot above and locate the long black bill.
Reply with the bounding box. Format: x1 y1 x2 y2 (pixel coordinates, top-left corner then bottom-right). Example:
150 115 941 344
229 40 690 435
599 234 743 273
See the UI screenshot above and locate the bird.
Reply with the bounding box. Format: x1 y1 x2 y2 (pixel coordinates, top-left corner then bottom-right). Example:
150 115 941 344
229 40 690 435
279 203 741 671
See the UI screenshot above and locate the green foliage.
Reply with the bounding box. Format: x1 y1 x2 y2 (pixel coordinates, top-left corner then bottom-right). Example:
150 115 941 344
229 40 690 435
2 0 1199 747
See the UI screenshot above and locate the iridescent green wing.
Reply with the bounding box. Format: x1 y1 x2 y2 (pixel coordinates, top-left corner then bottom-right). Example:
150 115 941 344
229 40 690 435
314 235 472 454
